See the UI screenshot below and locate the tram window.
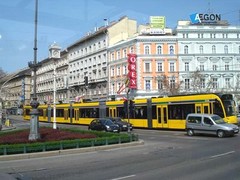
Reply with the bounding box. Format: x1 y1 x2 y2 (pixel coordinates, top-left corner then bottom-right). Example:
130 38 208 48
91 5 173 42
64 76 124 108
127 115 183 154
213 101 224 118
106 107 109 117
135 106 147 119
56 109 64 117
196 106 201 113
26 109 30 115
117 107 125 118
152 106 157 119
38 109 44 116
182 104 195 119
80 108 99 118
204 106 209 113
168 104 185 119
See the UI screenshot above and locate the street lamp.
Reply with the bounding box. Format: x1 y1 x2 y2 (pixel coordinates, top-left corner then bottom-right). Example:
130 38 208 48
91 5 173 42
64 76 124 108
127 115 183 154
49 42 61 130
28 0 40 140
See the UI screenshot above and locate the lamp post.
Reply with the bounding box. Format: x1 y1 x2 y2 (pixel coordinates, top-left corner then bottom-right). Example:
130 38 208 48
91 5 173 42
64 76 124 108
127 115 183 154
28 0 40 140
49 42 61 130
125 87 131 133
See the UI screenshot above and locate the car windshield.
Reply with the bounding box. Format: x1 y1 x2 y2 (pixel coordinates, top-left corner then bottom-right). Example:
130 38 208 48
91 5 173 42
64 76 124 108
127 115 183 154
104 120 115 125
212 115 226 124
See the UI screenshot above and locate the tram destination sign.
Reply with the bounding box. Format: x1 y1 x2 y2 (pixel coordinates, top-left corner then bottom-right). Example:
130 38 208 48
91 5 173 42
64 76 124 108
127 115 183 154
190 13 221 24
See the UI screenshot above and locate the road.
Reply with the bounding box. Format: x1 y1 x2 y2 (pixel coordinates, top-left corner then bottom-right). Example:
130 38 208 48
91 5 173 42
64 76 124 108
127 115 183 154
0 116 240 180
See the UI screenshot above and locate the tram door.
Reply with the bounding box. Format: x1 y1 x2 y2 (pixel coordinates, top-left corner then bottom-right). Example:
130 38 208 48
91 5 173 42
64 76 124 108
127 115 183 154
74 109 79 121
157 105 168 128
109 107 116 117
195 103 210 114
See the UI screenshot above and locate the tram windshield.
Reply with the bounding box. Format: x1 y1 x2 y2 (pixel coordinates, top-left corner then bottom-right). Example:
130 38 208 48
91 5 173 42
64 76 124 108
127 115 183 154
222 100 236 116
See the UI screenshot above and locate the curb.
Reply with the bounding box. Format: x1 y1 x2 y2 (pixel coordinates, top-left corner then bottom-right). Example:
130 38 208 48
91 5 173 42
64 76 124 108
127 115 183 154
0 140 144 161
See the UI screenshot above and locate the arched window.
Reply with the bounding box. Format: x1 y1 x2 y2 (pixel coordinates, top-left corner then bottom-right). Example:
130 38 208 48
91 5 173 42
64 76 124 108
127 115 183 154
144 45 150 54
157 45 162 54
184 45 188 54
169 45 174 54
130 46 134 53
212 45 216 54
224 45 228 54
199 45 203 54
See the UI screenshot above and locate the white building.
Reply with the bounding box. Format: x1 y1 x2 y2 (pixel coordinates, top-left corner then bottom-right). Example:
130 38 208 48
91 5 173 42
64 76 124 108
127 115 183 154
176 20 240 94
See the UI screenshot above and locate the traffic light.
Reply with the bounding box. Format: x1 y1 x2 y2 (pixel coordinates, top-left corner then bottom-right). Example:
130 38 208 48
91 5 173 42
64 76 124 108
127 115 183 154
129 100 135 116
124 100 128 114
84 76 88 86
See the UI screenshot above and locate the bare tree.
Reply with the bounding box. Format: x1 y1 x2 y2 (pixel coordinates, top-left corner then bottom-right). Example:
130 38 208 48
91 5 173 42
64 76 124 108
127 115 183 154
190 70 204 93
158 75 182 96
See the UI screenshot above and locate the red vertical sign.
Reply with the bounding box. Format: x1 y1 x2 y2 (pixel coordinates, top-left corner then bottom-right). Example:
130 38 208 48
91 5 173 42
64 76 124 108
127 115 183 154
128 54 137 89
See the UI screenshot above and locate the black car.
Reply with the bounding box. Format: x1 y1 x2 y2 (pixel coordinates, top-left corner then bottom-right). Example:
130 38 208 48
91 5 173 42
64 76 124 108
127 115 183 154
107 117 133 131
88 118 120 133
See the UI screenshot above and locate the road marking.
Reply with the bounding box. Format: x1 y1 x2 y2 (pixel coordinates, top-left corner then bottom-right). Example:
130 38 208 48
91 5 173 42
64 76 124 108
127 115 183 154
111 174 136 180
210 151 235 159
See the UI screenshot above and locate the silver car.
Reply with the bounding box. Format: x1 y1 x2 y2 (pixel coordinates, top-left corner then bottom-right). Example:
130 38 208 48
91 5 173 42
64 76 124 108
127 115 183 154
186 113 239 138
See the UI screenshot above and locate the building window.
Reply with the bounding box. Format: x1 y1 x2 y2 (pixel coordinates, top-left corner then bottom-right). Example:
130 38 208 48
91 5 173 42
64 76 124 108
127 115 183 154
212 78 218 89
224 45 228 54
117 51 121 59
225 78 230 88
200 64 204 71
222 34 228 38
169 62 175 72
213 65 217 71
157 80 163 90
239 46 240 54
111 53 114 61
145 80 151 90
183 33 188 38
200 78 205 88
225 63 229 71
184 45 188 54
123 49 127 58
169 45 174 55
111 83 115 94
157 62 163 72
198 34 203 38
212 45 216 54
123 65 127 75
144 45 150 55
157 45 162 54
130 46 134 53
185 79 190 90
111 68 115 76
185 62 189 71
170 79 175 89
145 62 151 72
211 34 216 38
199 45 203 54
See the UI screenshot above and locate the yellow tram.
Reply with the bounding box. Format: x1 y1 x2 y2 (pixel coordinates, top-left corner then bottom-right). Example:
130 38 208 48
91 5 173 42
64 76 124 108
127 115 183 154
23 93 238 130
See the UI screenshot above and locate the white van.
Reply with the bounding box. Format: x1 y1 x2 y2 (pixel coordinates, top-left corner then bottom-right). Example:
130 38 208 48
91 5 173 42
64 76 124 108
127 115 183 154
186 113 239 138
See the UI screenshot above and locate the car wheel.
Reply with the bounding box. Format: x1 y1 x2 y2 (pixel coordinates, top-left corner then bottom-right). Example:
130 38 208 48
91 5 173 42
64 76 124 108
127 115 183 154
217 130 225 138
187 129 194 136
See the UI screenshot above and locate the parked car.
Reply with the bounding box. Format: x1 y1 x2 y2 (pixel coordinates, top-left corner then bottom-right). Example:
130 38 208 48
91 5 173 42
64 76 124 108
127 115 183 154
107 117 133 131
186 113 239 138
88 118 120 133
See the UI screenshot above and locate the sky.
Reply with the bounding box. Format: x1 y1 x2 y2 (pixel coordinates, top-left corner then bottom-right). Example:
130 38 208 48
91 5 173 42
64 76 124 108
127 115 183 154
0 0 239 73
